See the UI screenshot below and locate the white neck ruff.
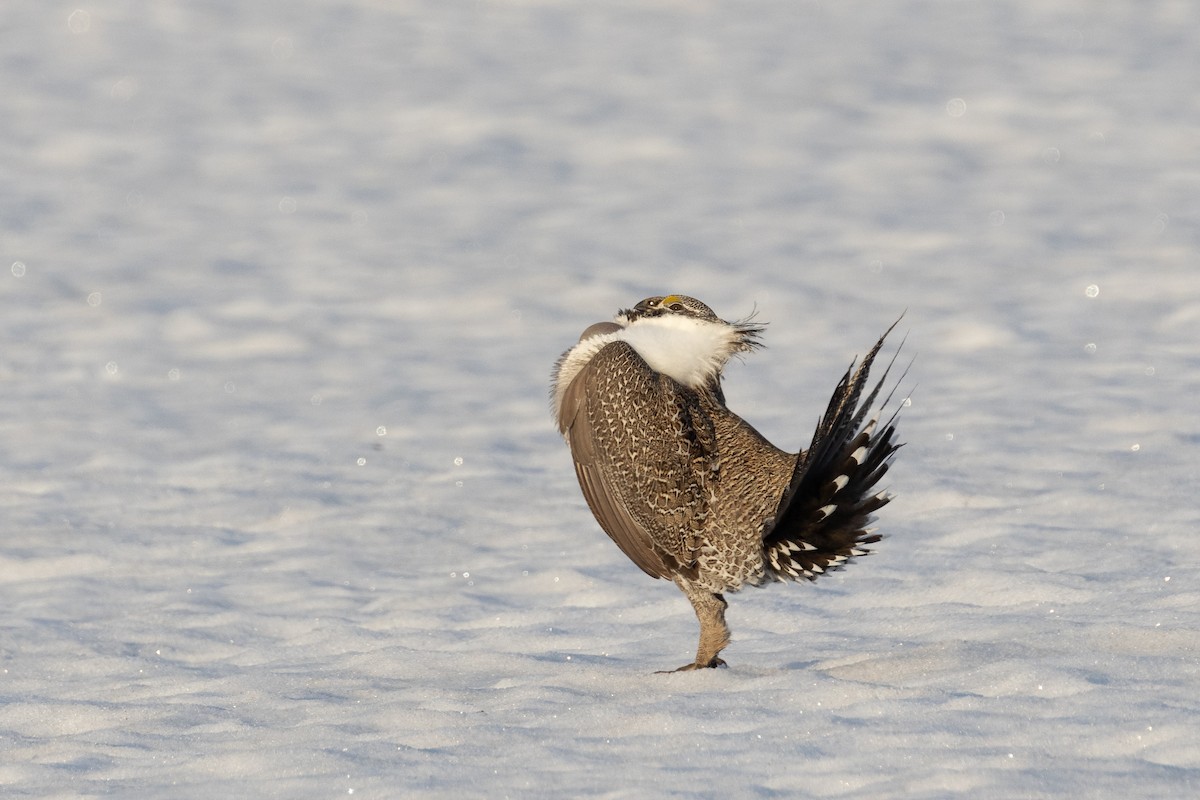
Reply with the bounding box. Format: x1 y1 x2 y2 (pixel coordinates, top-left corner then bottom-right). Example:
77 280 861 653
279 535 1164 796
553 313 746 426
616 314 739 390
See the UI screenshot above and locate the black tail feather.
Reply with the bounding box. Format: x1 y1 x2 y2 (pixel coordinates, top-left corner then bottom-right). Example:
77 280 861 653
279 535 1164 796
764 320 906 582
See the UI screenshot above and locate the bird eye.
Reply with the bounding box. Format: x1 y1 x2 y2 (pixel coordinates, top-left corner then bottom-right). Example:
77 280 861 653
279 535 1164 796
668 302 684 311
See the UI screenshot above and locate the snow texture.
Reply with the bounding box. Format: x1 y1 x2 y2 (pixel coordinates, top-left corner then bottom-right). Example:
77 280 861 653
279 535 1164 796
3 1 1198 797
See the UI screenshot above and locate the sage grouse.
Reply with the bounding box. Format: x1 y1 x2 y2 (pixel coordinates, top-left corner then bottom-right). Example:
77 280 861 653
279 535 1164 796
551 295 903 671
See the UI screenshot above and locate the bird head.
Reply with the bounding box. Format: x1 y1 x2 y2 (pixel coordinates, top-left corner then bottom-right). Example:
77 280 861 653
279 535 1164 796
617 295 764 353
620 295 719 323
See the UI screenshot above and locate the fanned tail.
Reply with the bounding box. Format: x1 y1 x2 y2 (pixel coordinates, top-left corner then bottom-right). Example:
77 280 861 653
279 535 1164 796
764 319 907 582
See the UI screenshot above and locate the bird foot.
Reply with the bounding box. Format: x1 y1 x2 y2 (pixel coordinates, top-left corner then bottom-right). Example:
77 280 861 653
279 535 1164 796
656 657 727 674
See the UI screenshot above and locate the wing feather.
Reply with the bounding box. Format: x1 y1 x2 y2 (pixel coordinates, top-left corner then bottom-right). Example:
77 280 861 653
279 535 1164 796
559 341 713 580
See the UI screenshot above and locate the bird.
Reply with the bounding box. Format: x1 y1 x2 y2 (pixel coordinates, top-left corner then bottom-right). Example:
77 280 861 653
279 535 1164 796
551 294 904 671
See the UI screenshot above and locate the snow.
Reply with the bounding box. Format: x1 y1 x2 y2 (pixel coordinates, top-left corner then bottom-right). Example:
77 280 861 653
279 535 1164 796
2 1 1198 797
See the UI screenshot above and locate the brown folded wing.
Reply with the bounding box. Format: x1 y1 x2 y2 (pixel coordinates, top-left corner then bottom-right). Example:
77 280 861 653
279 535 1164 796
557 341 714 580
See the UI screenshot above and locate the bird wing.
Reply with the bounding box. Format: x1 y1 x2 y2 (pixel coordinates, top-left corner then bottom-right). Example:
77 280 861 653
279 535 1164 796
559 341 715 580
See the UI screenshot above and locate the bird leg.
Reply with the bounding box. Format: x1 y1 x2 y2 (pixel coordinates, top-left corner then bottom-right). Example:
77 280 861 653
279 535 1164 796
662 580 729 672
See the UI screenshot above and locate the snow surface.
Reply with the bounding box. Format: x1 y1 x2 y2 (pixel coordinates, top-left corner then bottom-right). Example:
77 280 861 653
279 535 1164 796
3 1 1199 797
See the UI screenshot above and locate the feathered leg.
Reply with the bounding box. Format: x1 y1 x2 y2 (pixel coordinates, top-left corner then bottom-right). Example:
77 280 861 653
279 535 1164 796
663 578 729 671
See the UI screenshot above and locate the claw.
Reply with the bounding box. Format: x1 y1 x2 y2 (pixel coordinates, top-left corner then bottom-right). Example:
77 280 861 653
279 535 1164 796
656 656 727 673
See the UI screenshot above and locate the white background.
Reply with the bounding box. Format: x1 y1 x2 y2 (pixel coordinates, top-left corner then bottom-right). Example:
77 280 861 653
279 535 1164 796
2 2 1197 797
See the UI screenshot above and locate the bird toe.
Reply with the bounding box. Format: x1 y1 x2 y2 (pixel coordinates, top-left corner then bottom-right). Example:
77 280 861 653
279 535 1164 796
657 656 727 673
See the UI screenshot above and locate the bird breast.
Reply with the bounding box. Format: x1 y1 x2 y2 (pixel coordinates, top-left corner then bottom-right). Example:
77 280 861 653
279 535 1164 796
552 314 742 428
616 315 741 390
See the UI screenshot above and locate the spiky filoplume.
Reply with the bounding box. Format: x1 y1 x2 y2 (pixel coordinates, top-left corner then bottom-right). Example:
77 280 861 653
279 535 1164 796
552 295 904 671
